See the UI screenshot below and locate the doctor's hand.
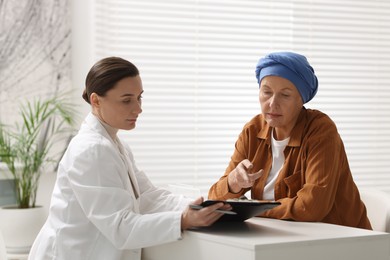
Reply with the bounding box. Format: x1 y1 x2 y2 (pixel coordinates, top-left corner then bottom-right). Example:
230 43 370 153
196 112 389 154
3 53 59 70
181 197 232 230
227 159 263 193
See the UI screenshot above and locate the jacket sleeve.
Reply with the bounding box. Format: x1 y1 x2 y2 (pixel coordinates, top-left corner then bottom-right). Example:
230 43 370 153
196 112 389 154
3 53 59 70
263 116 345 222
65 137 183 250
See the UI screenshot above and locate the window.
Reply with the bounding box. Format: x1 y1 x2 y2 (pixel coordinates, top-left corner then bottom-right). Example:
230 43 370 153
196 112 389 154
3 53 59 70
73 0 390 196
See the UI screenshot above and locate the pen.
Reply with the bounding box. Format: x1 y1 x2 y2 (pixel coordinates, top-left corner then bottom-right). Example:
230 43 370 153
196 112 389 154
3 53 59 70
189 204 237 215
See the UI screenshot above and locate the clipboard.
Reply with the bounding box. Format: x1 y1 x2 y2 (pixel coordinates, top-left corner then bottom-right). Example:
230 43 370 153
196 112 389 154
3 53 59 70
198 199 280 222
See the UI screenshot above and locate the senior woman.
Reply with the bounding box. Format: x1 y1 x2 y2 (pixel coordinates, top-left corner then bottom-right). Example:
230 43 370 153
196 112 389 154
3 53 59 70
208 51 372 230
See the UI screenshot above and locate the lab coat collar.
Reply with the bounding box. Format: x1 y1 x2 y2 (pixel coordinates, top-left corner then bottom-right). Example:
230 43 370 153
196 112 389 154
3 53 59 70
98 117 119 141
83 113 117 143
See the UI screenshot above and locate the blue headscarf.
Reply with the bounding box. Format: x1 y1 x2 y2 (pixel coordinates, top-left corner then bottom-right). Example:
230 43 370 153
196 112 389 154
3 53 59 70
255 52 318 103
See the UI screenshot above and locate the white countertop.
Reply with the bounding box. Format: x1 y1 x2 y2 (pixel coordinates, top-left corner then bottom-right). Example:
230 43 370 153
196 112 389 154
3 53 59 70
143 217 390 260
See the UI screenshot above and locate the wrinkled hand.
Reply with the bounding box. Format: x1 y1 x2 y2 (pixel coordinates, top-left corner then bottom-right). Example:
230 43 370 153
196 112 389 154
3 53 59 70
228 159 263 193
181 197 232 230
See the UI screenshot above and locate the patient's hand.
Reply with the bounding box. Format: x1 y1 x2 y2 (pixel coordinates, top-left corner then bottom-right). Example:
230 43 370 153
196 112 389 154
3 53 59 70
228 159 263 193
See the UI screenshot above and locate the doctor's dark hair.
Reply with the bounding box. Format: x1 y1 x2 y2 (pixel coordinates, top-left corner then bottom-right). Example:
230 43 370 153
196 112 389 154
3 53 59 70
82 57 140 104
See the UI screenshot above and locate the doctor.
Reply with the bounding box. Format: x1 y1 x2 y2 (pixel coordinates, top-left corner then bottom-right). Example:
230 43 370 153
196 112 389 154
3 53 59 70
29 57 229 260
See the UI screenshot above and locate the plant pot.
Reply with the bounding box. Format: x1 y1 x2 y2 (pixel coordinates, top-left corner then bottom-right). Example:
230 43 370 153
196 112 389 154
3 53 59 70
0 162 19 207
0 205 46 254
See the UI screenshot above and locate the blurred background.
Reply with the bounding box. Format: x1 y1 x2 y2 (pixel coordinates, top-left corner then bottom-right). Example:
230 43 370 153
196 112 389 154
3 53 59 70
1 0 390 207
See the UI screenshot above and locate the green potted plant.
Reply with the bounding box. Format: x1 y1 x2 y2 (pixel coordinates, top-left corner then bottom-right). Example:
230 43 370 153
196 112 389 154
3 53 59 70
0 95 75 208
0 94 75 253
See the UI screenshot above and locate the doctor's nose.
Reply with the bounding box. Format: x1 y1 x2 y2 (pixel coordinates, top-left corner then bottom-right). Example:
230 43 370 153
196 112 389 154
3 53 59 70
132 101 142 114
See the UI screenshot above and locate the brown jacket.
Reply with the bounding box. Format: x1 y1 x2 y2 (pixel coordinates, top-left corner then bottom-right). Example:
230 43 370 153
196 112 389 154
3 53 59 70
208 108 372 229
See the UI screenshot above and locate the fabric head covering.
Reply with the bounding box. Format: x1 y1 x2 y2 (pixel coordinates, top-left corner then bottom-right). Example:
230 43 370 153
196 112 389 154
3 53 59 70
255 52 318 103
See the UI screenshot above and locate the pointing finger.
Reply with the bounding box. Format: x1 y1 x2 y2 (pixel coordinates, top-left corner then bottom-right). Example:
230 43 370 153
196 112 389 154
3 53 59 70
248 169 263 181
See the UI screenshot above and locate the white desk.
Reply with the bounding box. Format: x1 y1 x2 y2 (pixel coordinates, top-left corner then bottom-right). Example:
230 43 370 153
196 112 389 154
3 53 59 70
143 217 390 260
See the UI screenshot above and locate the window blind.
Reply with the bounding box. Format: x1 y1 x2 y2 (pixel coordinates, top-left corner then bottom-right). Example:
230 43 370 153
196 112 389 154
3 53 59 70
76 0 390 196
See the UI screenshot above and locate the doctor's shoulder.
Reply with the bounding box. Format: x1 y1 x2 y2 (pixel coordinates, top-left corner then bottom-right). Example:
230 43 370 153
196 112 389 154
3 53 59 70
63 131 119 162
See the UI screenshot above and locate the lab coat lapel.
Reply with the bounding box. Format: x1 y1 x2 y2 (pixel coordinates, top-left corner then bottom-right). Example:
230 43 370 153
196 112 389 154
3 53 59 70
116 138 140 200
84 113 140 203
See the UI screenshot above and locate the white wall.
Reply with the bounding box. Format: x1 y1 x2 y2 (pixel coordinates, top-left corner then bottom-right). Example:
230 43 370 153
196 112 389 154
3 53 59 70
71 0 95 122
0 0 73 124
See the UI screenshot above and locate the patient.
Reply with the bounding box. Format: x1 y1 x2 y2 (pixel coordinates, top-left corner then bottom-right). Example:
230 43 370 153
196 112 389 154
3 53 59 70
208 51 372 230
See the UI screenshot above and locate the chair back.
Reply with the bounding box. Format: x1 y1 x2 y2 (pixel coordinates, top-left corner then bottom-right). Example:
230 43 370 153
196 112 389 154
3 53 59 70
359 188 390 232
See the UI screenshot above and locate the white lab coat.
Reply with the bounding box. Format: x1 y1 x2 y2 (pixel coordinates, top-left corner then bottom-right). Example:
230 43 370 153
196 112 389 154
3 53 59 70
28 113 190 260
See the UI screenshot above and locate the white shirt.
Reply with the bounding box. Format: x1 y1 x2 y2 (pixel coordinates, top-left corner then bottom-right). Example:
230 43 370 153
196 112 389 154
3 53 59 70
263 130 289 201
28 113 190 260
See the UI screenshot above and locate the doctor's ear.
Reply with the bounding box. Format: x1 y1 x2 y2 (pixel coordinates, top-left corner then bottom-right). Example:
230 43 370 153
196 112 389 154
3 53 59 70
90 93 101 107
